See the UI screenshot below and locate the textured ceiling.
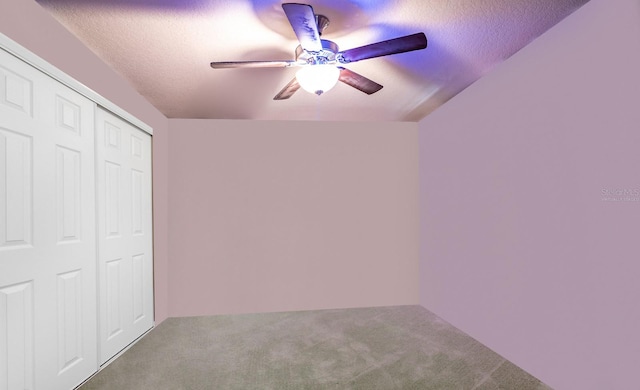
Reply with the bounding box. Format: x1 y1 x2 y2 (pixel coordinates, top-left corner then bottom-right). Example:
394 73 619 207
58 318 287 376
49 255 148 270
36 0 589 121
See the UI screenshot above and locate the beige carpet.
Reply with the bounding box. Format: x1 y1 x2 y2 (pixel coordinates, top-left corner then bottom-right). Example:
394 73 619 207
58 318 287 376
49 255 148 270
80 306 551 389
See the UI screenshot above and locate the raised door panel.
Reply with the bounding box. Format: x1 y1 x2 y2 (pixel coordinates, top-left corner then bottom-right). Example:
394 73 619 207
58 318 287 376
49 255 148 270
0 128 32 250
56 270 83 374
0 281 34 390
105 257 124 341
105 161 123 239
96 107 153 365
56 146 81 244
0 62 33 118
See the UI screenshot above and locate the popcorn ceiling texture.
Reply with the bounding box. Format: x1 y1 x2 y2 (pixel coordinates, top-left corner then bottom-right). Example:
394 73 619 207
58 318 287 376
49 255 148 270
36 0 588 121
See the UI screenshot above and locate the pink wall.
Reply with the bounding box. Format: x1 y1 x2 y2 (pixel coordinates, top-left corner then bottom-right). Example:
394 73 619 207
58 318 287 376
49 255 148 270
4 0 420 324
0 0 170 323
418 0 640 389
168 119 419 317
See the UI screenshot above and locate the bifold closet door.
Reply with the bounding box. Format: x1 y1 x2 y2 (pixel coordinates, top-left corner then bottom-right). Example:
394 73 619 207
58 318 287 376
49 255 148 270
0 48 98 389
95 107 153 365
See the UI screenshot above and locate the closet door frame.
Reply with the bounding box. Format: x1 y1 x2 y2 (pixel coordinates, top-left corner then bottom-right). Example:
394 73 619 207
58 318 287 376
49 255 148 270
0 33 153 136
1 32 155 386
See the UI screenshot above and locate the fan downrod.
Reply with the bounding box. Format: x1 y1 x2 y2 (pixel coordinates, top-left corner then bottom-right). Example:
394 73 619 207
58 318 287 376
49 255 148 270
315 14 330 36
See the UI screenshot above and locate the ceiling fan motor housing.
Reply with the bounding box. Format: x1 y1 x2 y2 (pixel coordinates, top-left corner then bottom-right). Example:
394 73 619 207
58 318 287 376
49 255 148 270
295 39 339 65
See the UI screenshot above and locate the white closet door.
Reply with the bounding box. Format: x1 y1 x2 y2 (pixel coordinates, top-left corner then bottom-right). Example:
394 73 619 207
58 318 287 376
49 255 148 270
96 107 153 365
0 49 98 389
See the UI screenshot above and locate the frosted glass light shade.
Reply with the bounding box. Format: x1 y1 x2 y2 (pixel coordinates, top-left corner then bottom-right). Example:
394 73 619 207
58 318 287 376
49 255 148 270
296 65 340 96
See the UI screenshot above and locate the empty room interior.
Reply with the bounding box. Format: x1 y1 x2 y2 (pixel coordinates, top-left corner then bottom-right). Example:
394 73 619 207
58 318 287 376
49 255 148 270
1 0 639 389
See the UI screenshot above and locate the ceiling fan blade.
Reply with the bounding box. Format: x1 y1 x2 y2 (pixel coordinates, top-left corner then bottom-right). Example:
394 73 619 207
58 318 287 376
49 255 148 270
338 32 427 63
274 77 301 100
210 60 297 69
338 67 383 95
282 3 322 52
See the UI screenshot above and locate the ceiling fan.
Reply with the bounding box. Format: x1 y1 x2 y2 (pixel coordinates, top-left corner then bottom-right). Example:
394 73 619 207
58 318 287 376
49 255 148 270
210 3 428 100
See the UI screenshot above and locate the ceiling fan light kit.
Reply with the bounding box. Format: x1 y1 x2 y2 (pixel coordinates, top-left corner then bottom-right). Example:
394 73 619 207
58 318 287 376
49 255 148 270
210 3 428 100
296 65 340 95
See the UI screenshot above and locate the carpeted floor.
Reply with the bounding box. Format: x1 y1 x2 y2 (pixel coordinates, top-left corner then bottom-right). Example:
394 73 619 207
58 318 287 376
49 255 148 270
79 305 551 389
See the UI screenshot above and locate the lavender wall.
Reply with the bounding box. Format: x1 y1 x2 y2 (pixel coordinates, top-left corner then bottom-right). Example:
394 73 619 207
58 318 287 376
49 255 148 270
418 0 640 389
168 119 419 317
0 0 171 323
